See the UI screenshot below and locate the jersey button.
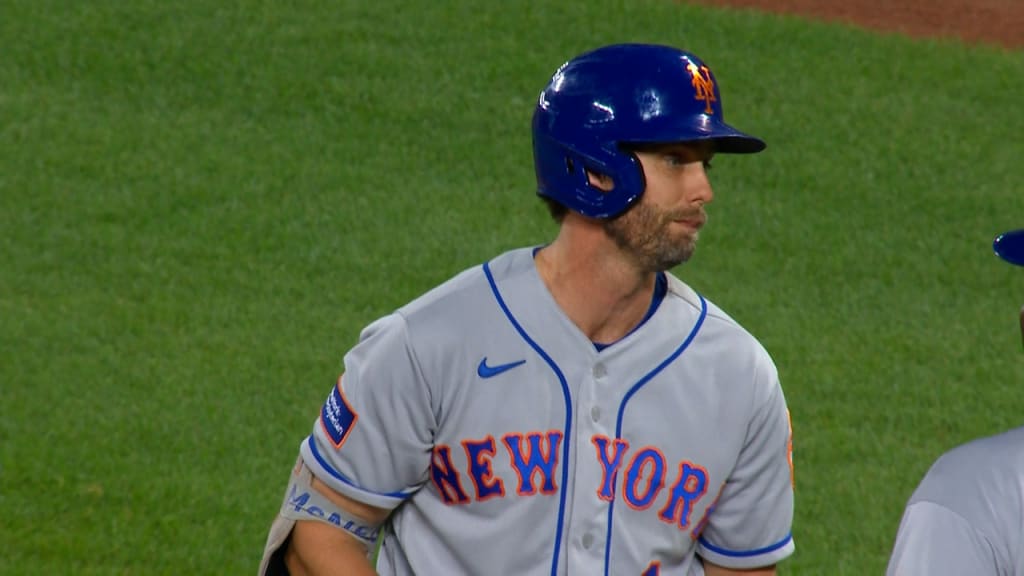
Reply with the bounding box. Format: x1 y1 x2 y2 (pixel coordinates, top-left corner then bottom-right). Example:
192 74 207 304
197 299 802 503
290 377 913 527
592 363 607 379
582 533 594 550
590 406 601 422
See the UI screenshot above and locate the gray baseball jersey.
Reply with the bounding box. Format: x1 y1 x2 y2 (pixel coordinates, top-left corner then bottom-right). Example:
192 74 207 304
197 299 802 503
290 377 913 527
887 425 1024 575
300 247 795 575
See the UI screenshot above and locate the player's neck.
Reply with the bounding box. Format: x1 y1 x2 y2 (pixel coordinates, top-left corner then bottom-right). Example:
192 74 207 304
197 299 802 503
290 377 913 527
536 226 658 344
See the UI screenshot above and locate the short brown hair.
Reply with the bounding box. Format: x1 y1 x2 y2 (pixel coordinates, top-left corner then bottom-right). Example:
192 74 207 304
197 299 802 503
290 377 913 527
540 196 569 223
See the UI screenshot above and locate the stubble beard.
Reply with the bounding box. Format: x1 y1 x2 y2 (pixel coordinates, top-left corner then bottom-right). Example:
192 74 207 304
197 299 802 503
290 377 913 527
603 201 701 273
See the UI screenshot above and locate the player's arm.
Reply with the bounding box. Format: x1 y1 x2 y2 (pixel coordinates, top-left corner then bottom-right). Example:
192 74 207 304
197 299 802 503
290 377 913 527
703 561 776 576
284 476 390 576
259 457 391 576
695 362 795 570
261 313 433 576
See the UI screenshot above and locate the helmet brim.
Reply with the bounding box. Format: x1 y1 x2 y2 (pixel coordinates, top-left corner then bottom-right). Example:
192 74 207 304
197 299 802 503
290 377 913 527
994 229 1024 267
621 115 766 154
693 116 766 154
708 132 767 154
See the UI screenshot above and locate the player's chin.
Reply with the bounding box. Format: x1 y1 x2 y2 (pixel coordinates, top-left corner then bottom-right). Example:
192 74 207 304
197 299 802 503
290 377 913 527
669 232 699 257
652 244 695 271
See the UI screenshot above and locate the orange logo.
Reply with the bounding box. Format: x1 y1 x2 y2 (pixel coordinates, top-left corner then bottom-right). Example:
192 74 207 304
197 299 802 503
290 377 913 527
686 63 716 114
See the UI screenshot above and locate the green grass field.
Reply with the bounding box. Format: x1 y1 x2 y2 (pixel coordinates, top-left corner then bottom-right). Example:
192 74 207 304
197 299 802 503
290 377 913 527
3 0 1023 573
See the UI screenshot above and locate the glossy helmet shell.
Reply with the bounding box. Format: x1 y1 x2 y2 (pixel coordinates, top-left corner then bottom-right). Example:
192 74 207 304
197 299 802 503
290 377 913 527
994 229 1024 266
532 43 765 219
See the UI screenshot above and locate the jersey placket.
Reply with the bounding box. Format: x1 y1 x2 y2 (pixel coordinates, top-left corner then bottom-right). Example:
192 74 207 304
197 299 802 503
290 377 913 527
564 358 614 574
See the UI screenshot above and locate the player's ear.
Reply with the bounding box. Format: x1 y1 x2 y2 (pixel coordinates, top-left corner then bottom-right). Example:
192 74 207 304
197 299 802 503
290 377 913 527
586 169 615 193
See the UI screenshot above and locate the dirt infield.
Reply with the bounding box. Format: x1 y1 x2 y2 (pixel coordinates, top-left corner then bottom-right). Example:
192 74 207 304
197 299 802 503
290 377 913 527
687 0 1024 49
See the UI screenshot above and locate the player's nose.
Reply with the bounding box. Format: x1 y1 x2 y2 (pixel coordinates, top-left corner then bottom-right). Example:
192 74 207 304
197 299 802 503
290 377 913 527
685 163 713 206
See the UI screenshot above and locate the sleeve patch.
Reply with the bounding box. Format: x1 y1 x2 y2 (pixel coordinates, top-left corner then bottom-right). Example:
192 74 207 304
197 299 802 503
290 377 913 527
320 377 358 449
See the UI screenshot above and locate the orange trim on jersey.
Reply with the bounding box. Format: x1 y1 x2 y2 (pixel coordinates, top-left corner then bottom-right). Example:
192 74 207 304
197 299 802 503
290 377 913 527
657 460 709 531
591 435 630 502
623 446 667 511
430 444 470 505
319 374 359 450
786 409 795 488
642 560 661 576
461 435 506 502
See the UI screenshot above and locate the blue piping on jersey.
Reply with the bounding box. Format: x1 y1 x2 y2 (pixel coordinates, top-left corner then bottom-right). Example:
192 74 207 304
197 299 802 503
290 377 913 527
603 294 708 576
698 532 793 558
484 261 572 576
305 436 413 500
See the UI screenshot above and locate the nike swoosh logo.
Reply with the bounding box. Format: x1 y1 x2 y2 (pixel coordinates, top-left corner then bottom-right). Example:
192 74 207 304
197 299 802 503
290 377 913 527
477 357 526 379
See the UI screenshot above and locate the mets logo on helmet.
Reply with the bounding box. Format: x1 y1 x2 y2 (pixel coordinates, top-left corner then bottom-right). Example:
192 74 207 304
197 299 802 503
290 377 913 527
686 62 716 114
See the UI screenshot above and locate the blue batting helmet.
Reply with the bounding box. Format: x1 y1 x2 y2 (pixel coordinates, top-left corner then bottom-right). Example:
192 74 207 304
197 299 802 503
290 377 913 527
994 229 1024 266
532 43 766 219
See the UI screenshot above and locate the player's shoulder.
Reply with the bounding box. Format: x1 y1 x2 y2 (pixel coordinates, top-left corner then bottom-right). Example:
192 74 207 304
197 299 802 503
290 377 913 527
665 272 775 364
394 247 534 320
663 273 782 413
351 248 536 356
917 425 1024 499
907 426 1024 565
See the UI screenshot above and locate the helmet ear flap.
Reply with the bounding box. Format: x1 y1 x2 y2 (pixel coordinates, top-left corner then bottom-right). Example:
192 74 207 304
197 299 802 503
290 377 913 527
533 135 646 219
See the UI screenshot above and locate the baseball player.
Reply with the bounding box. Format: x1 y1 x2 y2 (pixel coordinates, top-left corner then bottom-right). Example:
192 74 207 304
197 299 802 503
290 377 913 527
260 43 795 576
886 229 1024 575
